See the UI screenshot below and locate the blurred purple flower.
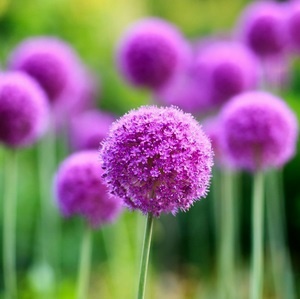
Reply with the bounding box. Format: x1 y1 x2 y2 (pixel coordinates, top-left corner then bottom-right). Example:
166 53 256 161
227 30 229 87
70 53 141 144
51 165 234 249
116 18 191 90
236 1 287 58
0 72 49 148
193 41 260 107
8 37 100 127
100 106 214 216
219 91 298 172
8 37 82 102
69 109 116 151
54 150 122 228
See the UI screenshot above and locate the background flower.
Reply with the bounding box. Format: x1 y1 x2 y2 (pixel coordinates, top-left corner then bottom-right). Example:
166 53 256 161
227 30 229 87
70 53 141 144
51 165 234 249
54 150 123 228
0 71 49 148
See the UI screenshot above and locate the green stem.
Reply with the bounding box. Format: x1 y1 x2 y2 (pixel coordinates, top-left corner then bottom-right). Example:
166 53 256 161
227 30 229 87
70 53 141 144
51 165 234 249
219 170 235 299
76 225 93 299
137 213 154 299
250 171 264 299
266 170 296 299
34 122 58 296
3 150 18 299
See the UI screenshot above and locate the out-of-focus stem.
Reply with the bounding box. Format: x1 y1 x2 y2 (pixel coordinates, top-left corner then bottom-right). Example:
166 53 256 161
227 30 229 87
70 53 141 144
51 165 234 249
266 170 296 299
35 121 59 296
3 150 18 299
250 171 264 299
76 225 93 299
219 169 235 299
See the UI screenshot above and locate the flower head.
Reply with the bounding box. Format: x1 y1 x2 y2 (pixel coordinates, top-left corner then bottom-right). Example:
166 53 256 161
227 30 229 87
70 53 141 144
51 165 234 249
237 1 287 57
0 72 49 148
8 37 83 103
219 91 298 172
116 18 190 89
193 41 260 107
100 106 214 216
69 109 116 151
54 151 122 228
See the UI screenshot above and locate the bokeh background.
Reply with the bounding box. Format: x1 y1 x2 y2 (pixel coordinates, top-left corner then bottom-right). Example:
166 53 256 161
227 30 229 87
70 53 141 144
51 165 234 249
0 0 300 298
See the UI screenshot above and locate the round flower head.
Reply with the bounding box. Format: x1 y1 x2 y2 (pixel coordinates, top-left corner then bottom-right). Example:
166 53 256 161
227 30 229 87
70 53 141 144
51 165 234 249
8 36 83 103
54 151 122 228
100 106 214 216
237 1 287 57
193 41 260 107
219 91 298 172
0 72 49 148
69 109 115 151
116 18 191 89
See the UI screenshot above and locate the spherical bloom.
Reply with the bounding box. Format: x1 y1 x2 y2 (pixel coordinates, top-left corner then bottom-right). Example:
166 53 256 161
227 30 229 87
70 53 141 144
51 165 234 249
116 18 191 89
8 37 83 103
193 41 260 107
54 151 123 228
219 91 298 172
100 106 214 216
69 109 116 151
0 72 49 148
237 1 287 57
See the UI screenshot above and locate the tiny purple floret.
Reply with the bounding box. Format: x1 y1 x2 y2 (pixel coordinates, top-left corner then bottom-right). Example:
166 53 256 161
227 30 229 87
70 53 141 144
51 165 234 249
54 151 123 228
100 106 214 217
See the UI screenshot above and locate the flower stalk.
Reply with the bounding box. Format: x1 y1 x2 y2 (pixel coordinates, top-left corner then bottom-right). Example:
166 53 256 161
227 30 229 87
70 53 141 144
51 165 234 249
137 213 154 299
3 150 18 299
76 225 93 299
250 171 264 299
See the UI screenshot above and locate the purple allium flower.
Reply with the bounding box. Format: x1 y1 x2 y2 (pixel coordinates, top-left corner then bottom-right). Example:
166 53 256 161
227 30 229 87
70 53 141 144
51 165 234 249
237 1 287 58
8 37 83 103
100 106 214 216
193 41 260 107
54 150 122 228
219 91 298 172
0 72 49 148
116 18 191 89
69 110 116 151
